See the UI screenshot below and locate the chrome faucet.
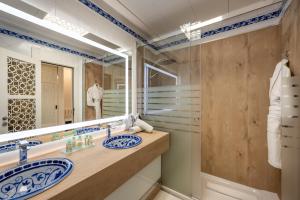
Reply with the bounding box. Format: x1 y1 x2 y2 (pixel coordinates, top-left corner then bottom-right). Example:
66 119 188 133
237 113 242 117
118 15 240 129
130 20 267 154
106 124 111 138
17 140 29 165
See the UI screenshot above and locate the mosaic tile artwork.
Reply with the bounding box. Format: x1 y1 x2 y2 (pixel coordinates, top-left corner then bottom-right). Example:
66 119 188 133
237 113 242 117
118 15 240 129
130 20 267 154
8 99 36 132
7 56 36 95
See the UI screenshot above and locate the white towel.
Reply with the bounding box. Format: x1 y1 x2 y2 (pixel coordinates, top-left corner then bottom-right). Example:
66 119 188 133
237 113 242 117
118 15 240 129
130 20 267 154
267 132 281 169
267 59 291 169
134 119 153 133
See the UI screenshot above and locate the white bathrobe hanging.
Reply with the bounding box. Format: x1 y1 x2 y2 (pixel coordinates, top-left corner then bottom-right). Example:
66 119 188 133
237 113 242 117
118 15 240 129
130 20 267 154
87 83 104 119
267 59 291 169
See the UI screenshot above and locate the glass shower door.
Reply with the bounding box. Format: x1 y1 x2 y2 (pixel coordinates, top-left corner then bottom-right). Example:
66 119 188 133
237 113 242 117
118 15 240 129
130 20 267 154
137 41 201 197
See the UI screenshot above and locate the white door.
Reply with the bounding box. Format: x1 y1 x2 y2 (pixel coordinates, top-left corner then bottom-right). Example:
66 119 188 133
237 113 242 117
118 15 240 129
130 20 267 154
0 48 41 134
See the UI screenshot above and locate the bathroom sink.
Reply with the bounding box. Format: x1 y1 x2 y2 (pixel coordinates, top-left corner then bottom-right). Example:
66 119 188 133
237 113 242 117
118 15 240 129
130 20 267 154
103 134 142 149
0 158 73 200
0 140 42 154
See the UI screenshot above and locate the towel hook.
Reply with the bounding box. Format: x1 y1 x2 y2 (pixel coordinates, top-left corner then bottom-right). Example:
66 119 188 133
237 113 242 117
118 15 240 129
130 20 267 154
282 50 290 59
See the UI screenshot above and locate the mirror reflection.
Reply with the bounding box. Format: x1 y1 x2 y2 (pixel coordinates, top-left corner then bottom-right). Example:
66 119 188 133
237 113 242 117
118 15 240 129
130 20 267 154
0 47 126 134
84 58 126 121
0 20 128 151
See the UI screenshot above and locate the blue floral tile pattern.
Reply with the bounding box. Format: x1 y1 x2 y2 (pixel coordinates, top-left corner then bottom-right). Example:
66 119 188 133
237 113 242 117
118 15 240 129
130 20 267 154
0 158 73 200
155 9 282 50
78 0 158 50
0 1 283 55
103 134 142 149
75 127 101 136
0 141 42 154
0 27 104 63
78 0 282 50
200 9 282 39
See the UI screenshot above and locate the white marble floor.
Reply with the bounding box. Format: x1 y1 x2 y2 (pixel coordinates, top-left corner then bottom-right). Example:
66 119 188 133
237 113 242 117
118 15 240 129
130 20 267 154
153 190 182 200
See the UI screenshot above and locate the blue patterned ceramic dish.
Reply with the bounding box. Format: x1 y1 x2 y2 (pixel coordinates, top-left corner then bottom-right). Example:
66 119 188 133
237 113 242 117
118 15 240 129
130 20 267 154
0 141 42 154
0 158 73 200
102 134 142 149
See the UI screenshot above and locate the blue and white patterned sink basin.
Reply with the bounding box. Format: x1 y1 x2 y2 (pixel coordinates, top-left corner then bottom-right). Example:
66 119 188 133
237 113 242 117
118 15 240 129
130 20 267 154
0 140 42 154
103 134 142 149
0 158 73 200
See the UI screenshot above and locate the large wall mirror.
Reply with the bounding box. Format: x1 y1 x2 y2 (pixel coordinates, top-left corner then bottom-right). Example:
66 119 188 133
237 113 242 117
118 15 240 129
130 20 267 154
0 1 130 150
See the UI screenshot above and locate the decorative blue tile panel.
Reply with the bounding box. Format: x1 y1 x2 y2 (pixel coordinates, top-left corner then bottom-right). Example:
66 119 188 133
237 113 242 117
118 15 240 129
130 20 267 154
0 140 42 154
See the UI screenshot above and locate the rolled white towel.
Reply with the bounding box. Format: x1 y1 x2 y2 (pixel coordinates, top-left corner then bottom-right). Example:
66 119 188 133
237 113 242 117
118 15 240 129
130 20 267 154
134 119 153 133
129 126 143 133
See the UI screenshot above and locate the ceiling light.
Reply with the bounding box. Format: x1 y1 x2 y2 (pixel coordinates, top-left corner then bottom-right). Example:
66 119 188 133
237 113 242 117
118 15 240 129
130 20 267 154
180 23 202 40
44 14 88 36
180 16 223 40
190 16 223 30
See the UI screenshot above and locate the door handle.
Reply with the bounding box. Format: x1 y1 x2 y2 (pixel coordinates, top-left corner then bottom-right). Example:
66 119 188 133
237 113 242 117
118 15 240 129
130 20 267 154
2 122 8 127
2 116 8 121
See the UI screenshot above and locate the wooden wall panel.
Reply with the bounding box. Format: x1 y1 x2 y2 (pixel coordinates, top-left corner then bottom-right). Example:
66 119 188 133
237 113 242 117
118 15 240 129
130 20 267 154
201 26 281 194
201 33 249 184
247 27 281 193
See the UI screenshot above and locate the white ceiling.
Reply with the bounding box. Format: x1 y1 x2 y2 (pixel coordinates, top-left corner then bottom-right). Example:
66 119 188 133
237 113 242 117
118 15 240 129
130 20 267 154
0 0 274 53
103 0 263 38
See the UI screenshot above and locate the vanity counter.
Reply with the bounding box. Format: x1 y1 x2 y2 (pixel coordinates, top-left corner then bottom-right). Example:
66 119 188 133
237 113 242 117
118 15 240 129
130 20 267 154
1 131 169 200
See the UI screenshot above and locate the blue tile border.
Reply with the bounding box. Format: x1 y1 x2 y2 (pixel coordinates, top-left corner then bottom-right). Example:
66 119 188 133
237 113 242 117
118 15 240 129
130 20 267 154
155 8 282 50
79 0 282 51
201 9 282 38
0 1 283 55
78 0 158 50
0 140 42 154
0 27 106 63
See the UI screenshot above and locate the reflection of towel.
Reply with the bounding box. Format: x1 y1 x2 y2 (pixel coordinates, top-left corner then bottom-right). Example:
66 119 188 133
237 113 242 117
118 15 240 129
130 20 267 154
87 84 104 119
267 59 291 169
